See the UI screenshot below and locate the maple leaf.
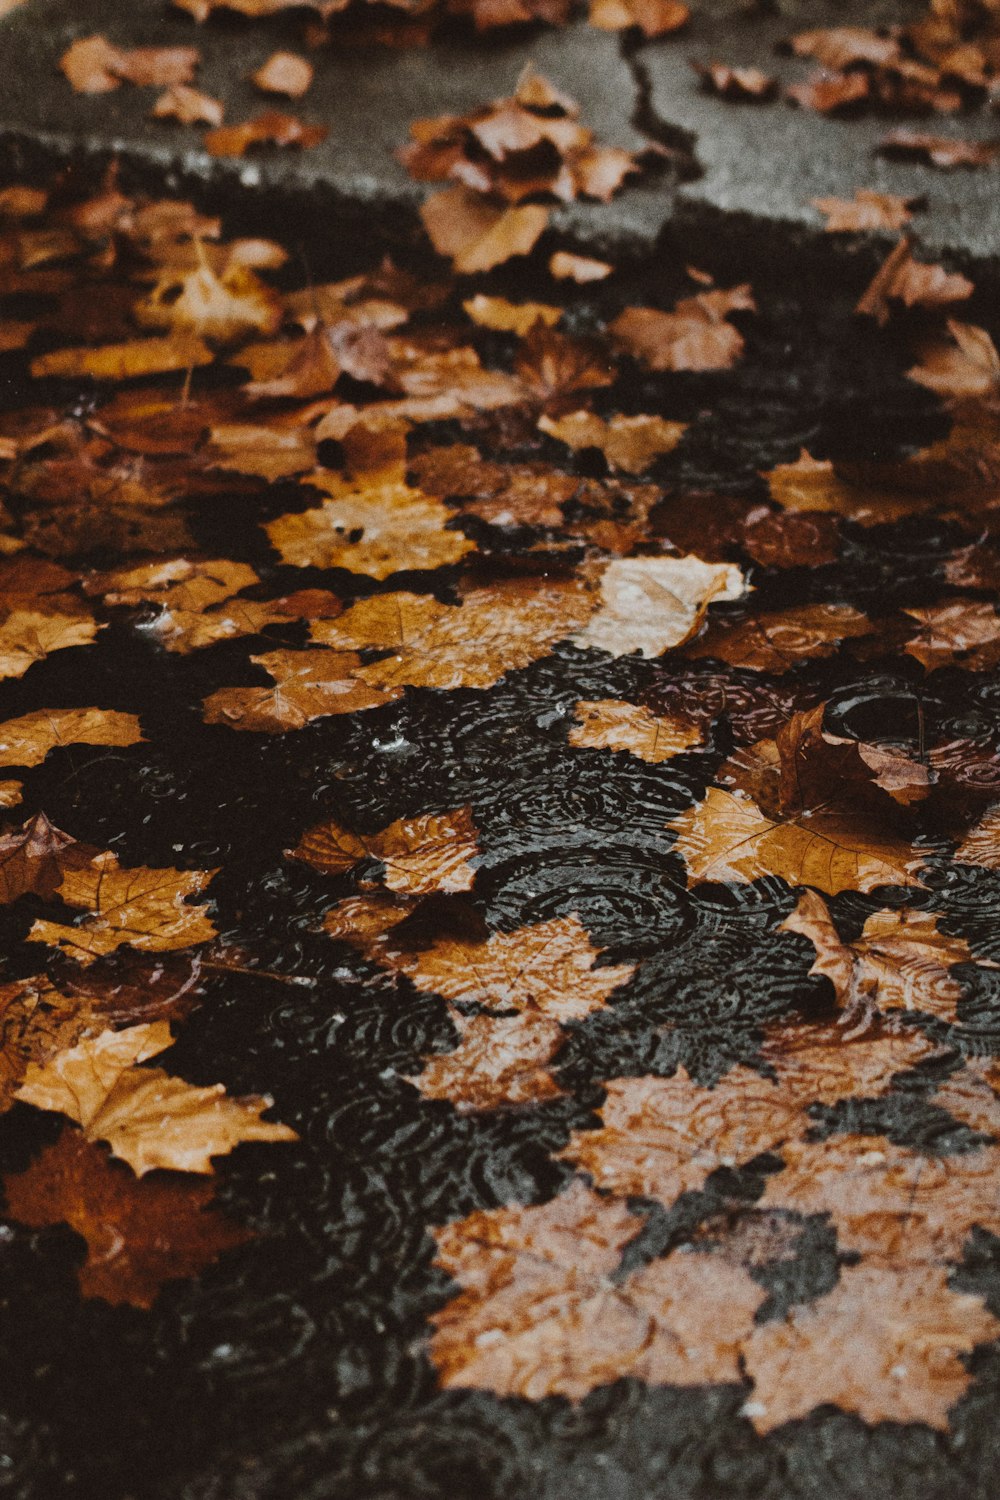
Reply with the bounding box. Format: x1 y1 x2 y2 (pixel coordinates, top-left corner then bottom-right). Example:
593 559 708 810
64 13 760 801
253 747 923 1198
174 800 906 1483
429 1179 765 1400
420 187 549 274
0 708 143 768
202 648 399 732
463 294 561 335
538 410 686 474
15 1021 297 1175
788 25 901 71
3 1128 251 1307
204 111 327 157
387 913 634 1022
781 890 973 1025
0 610 101 680
904 599 1000 670
27 851 218 963
266 471 474 579
856 237 973 326
668 786 925 894
311 579 594 691
761 1132 1000 1266
610 286 756 372
251 52 314 99
879 129 997 169
409 1009 566 1112
205 419 317 480
0 973 112 1112
322 890 416 954
813 190 918 232
569 699 703 763
764 449 938 526
742 1263 1000 1432
572 556 747 659
290 806 478 895
693 62 778 100
932 1058 1000 1137
548 250 612 282
0 812 96 905
151 85 224 127
908 320 1000 401
560 1029 933 1205
786 71 872 114
30 335 213 381
687 602 871 673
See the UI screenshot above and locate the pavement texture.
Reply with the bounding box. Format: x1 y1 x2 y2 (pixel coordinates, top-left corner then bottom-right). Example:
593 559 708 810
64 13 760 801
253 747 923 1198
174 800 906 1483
1 0 999 262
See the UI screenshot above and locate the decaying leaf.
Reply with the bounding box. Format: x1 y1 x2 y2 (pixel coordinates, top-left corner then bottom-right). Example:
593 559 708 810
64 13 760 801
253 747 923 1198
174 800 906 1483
15 1021 297 1175
856 238 973 326
610 286 755 372
0 812 96 905
3 1128 252 1306
687 603 871 672
409 1009 566 1112
289 806 479 895
28 852 218 962
420 188 549 274
904 600 1000 671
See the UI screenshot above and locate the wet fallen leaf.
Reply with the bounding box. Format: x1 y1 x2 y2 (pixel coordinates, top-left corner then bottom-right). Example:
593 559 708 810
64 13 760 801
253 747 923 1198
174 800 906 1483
0 812 96 904
856 237 973 325
31 335 213 381
251 52 314 99
151 85 224 127
202 648 400 731
387 913 633 1021
568 699 703 762
463 294 561 335
0 609 100 679
909 320 1000 401
955 804 1000 867
420 188 549 274
610 286 755 372
135 260 282 342
548 250 612 282
289 806 479 895
572 556 747 659
742 1263 1000 1432
15 1021 297 1174
813 190 919 232
878 129 998 168
687 603 871 672
409 1009 566 1112
904 599 1000 670
764 449 939 526
0 707 143 767
312 579 594 691
28 852 218 963
693 62 777 100
267 470 475 579
538 410 686 473
429 1179 764 1400
3 1127 252 1306
60 36 199 94
669 786 925 894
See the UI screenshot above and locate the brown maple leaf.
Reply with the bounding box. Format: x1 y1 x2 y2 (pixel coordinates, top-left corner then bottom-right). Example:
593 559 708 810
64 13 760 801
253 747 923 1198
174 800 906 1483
322 890 417 954
15 1020 297 1175
0 812 96 905
3 1127 252 1307
387 913 634 1022
289 806 479 896
610 286 756 372
60 36 199 95
856 237 973 326
908 320 1000 402
813 190 919 232
668 786 925 894
589 0 688 38
742 1263 1000 1432
429 1179 764 1400
954 804 1000 867
31 335 213 381
0 708 143 768
409 1009 566 1113
781 889 973 1026
538 410 686 474
151 85 224 127
568 699 703 763
266 471 475 579
0 610 101 681
311 579 594 691
203 648 399 732
250 52 314 99
28 851 218 963
560 1029 933 1205
421 188 549 274
904 599 1000 670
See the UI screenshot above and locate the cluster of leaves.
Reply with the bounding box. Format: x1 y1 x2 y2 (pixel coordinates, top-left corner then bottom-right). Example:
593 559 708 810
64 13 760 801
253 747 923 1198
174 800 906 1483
2 72 1000 1441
